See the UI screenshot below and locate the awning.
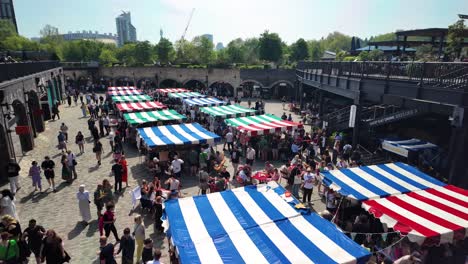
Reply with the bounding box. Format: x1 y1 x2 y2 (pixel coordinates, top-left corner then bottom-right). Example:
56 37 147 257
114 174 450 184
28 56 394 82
224 114 303 136
116 101 167 112
107 86 137 91
111 95 153 102
156 88 189 95
321 162 446 201
183 97 227 107
137 123 220 147
123 110 186 125
200 104 257 118
363 185 468 245
168 92 206 99
382 138 438 158
164 181 371 264
107 90 143 96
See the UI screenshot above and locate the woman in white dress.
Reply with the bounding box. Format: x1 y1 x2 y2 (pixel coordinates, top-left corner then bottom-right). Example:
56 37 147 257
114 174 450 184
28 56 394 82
76 185 92 224
0 190 18 221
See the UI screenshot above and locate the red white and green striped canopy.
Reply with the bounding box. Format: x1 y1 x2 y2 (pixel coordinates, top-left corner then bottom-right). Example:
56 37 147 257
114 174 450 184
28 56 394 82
116 101 167 112
111 95 153 102
200 104 256 118
123 109 186 125
224 114 303 136
107 90 143 96
156 88 189 95
107 86 137 91
168 92 205 99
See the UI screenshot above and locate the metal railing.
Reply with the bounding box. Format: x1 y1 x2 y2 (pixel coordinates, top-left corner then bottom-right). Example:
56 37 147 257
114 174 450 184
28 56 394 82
0 61 61 83
297 61 468 90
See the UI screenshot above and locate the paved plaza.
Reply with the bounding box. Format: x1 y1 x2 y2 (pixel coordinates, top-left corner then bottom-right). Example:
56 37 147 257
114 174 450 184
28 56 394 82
4 98 325 263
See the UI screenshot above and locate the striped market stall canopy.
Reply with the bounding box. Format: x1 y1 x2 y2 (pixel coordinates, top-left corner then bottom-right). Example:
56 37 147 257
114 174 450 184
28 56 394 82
111 95 153 102
116 101 167 112
168 92 206 99
107 86 137 91
363 185 468 245
107 90 143 96
200 104 257 118
321 162 446 201
164 181 371 264
382 138 438 158
224 114 303 136
183 97 227 107
156 88 189 95
137 123 220 147
123 109 186 125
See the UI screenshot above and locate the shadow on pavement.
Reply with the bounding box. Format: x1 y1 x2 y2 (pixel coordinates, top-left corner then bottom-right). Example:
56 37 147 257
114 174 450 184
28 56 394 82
68 221 87 240
86 219 98 237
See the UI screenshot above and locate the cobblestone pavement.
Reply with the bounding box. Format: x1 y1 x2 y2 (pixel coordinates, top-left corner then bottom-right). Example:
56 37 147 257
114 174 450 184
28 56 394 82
4 98 325 263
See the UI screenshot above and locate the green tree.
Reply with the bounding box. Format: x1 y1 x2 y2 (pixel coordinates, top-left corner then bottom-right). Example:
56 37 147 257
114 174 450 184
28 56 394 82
192 35 215 64
368 49 384 61
416 44 435 61
335 50 347 61
1 35 41 51
174 39 196 63
226 38 246 63
307 40 324 60
156 37 174 64
258 30 283 62
447 19 466 59
243 38 260 64
321 31 352 52
214 48 230 66
290 38 309 61
0 20 17 43
369 32 395 42
99 49 118 66
116 43 137 65
134 41 154 65
357 51 370 61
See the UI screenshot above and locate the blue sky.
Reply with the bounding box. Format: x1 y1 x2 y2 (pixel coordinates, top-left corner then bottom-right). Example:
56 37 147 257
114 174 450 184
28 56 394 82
14 0 468 45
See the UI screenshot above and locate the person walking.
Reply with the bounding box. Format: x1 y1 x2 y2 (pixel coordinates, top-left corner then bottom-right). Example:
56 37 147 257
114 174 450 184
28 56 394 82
120 156 129 188
41 156 56 192
5 158 21 194
0 190 17 220
111 159 123 193
116 228 134 264
94 140 103 166
245 146 255 166
0 231 19 263
230 147 241 177
93 184 104 218
22 219 45 264
75 131 85 154
103 115 110 135
133 215 145 263
60 123 69 142
28 161 42 192
108 131 115 152
40 229 67 264
103 203 120 242
77 185 92 225
80 102 87 118
57 131 67 153
302 167 316 206
60 154 72 183
51 103 60 120
67 150 78 179
171 155 184 178
99 236 116 264
154 196 164 233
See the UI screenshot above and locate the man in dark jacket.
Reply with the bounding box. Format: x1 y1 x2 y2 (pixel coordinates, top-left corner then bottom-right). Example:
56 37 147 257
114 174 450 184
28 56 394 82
6 158 21 194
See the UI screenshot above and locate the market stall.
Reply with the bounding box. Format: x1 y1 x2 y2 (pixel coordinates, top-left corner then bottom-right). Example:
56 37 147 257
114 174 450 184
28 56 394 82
224 114 302 136
363 184 468 245
137 123 220 148
163 181 371 264
111 95 153 103
156 88 190 96
200 104 257 118
168 92 206 99
107 90 143 96
115 101 167 112
320 162 446 201
381 138 438 158
183 97 227 107
108 86 137 91
123 109 186 125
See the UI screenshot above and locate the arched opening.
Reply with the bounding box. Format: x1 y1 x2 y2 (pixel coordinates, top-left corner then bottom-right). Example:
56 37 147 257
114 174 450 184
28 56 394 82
184 80 206 91
209 81 234 97
27 90 44 133
12 100 34 154
159 79 181 88
0 123 12 181
137 78 155 90
271 81 294 99
115 77 134 87
239 80 264 98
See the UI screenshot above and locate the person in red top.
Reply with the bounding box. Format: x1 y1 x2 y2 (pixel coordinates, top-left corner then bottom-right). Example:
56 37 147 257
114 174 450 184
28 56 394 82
120 156 129 187
103 203 120 242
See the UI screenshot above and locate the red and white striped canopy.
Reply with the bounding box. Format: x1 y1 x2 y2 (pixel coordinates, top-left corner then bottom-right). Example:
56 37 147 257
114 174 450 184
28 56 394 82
363 185 468 245
116 101 167 112
224 114 303 136
107 86 137 91
107 90 143 96
156 88 189 95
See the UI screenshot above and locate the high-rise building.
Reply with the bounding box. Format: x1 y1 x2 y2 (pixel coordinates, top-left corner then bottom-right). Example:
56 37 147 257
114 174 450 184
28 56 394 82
202 34 213 43
0 0 18 33
115 11 137 47
215 42 224 50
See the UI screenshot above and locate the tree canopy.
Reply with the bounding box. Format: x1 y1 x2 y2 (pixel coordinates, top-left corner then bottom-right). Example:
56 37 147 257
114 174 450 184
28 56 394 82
258 30 283 62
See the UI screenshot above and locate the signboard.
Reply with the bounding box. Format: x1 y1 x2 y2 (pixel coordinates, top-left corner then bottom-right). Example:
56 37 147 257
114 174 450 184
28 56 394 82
349 105 357 128
15 126 30 135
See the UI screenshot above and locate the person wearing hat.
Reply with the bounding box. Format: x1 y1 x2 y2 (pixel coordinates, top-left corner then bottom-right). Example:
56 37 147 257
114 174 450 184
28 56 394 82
76 185 91 225
302 167 316 205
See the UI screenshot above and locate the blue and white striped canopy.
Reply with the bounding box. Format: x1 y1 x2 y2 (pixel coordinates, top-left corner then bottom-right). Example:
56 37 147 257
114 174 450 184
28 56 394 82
137 123 220 147
321 162 446 201
183 97 227 107
382 138 438 158
164 182 371 264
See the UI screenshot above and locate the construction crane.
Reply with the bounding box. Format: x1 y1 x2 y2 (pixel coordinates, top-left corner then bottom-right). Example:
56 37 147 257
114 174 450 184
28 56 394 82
181 8 195 41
